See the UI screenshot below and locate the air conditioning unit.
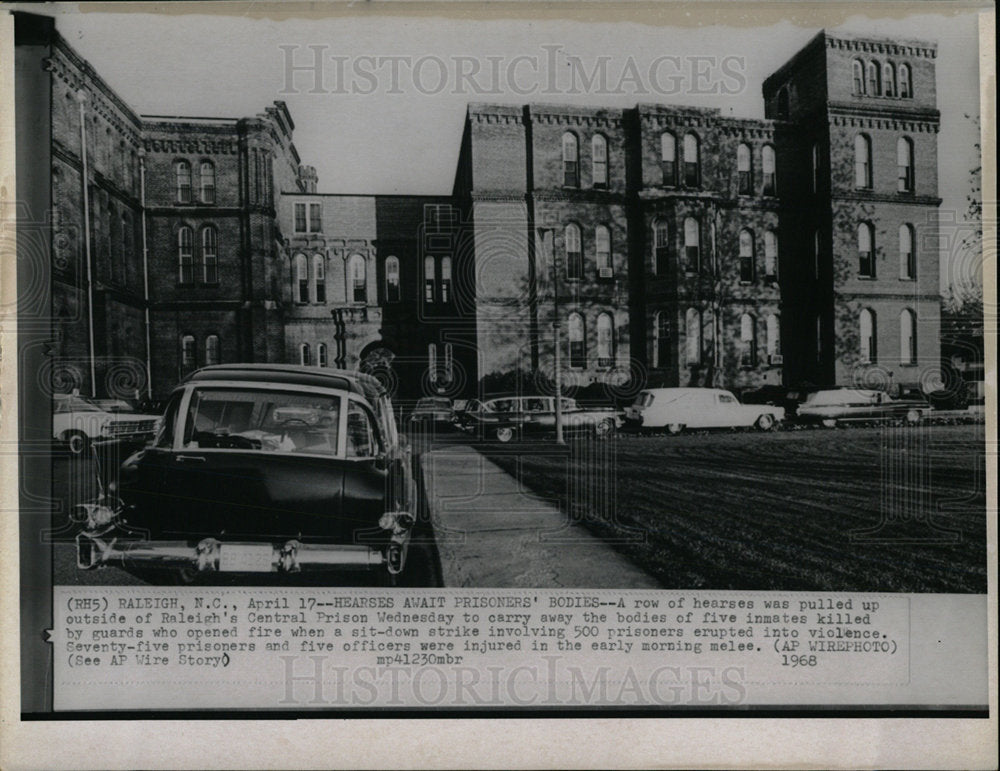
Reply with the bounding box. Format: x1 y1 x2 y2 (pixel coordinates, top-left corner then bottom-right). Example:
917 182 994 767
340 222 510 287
599 267 614 279
769 354 784 365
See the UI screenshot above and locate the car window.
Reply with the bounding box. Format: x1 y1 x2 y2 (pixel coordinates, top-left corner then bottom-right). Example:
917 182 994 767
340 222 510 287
525 398 548 412
345 400 381 458
560 398 577 411
718 394 737 404
634 392 654 408
490 399 513 413
153 393 183 449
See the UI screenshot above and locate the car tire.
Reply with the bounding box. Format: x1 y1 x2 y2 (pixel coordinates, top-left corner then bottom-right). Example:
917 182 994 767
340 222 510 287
63 431 90 457
905 409 922 425
495 426 516 443
755 414 776 432
594 418 615 439
666 423 683 435
821 418 838 429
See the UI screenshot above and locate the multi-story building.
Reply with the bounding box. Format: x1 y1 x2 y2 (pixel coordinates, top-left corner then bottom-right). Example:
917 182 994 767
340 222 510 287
16 12 942 401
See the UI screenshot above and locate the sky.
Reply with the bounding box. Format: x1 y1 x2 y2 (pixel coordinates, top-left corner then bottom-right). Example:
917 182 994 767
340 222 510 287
25 3 987 289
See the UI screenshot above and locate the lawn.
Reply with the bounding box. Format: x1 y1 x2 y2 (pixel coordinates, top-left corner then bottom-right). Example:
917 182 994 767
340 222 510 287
483 424 988 592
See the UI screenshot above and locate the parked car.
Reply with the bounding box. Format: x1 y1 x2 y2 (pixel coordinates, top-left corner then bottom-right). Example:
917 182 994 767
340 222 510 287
53 394 162 456
458 394 622 442
623 387 785 433
739 384 824 420
408 397 455 426
796 388 929 427
76 364 419 584
91 398 140 414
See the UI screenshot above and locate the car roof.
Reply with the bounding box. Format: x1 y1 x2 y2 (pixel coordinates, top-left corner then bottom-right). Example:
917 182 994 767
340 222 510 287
642 387 729 395
181 364 384 400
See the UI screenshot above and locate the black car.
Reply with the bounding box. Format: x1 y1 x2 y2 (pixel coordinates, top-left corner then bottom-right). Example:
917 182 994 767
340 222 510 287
740 384 825 420
75 364 419 584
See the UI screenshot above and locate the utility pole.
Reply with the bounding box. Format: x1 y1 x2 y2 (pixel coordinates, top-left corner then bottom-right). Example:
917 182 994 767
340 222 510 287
76 89 97 397
539 227 565 445
553 319 564 444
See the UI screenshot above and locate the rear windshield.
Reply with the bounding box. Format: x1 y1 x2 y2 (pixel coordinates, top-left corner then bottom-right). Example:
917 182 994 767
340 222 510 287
633 392 655 407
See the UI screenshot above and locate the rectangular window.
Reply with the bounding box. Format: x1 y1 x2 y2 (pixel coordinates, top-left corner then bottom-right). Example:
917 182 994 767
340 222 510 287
294 203 307 233
202 232 218 284
309 203 322 233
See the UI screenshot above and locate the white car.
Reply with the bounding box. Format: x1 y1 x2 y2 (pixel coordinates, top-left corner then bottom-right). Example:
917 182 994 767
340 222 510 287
53 394 162 455
623 387 785 433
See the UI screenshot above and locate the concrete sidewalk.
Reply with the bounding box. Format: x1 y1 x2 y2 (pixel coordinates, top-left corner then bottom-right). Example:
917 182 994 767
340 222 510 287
420 445 660 588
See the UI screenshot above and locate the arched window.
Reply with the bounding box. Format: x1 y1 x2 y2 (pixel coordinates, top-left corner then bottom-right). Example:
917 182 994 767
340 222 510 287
897 136 914 192
653 311 671 368
317 342 328 367
813 229 822 279
683 133 700 187
860 308 877 363
867 61 881 96
685 308 701 366
739 229 755 283
567 312 586 369
562 132 579 187
178 226 193 284
205 334 220 366
737 143 752 195
294 253 309 303
121 213 131 284
596 313 614 366
175 160 191 203
766 314 780 358
852 59 866 95
858 222 875 278
762 145 776 194
900 309 916 365
300 342 311 366
440 256 452 303
660 132 677 185
882 62 896 97
811 142 821 192
854 134 872 189
595 225 612 277
776 87 790 119
444 343 454 382
591 134 608 188
740 313 757 367
764 230 778 279
348 253 366 303
683 217 700 273
181 334 196 373
313 254 325 303
427 343 438 383
424 256 436 302
898 63 912 98
816 315 823 362
196 226 215 284
200 161 215 204
899 224 916 279
653 219 669 275
565 223 582 280
385 256 401 302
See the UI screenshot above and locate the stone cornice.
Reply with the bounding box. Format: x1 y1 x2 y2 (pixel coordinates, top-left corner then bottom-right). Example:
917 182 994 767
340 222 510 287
470 190 527 203
143 136 241 156
831 192 942 207
530 111 623 129
829 104 940 132
826 35 937 59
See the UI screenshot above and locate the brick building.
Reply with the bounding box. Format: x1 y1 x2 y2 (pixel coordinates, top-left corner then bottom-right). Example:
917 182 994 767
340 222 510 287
18 13 941 401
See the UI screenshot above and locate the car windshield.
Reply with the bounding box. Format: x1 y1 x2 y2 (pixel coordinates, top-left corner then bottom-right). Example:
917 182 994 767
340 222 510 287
416 398 451 409
805 389 877 406
55 396 104 413
182 388 341 456
633 392 655 407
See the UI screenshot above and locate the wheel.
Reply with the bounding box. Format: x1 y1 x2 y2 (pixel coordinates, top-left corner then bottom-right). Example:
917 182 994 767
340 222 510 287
821 418 838 429
755 414 776 432
63 431 90 457
905 409 922 425
495 426 516 443
666 423 683 435
594 418 615 439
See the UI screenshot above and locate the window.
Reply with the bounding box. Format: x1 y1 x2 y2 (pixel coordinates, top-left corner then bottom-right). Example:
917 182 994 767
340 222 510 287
427 343 438 383
424 256 436 302
683 217 700 273
737 143 752 195
897 137 914 193
762 145 776 195
854 134 872 189
121 213 131 282
294 203 307 233
565 223 582 280
562 132 579 187
776 87 789 119
201 226 218 284
595 225 612 278
852 59 866 95
898 63 912 98
811 143 821 193
300 342 311 366
685 308 701 366
739 229 755 283
900 309 916 365
740 314 757 367
181 334 196 372
178 226 193 284
882 62 896 97
813 229 821 279
568 312 586 369
318 342 328 367
899 224 916 279
764 230 778 279
309 203 322 233
295 253 309 303
683 133 700 187
313 254 325 303
444 343 454 383
385 256 401 302
859 309 876 363
424 204 457 233
858 223 875 278
653 312 671 368
653 219 669 275
200 161 215 204
591 134 608 188
293 202 322 233
766 314 780 357
346 401 381 458
175 160 191 203
660 132 676 186
816 315 823 361
205 334 220 366
867 61 881 96
440 256 452 303
348 253 366 303
596 313 614 366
